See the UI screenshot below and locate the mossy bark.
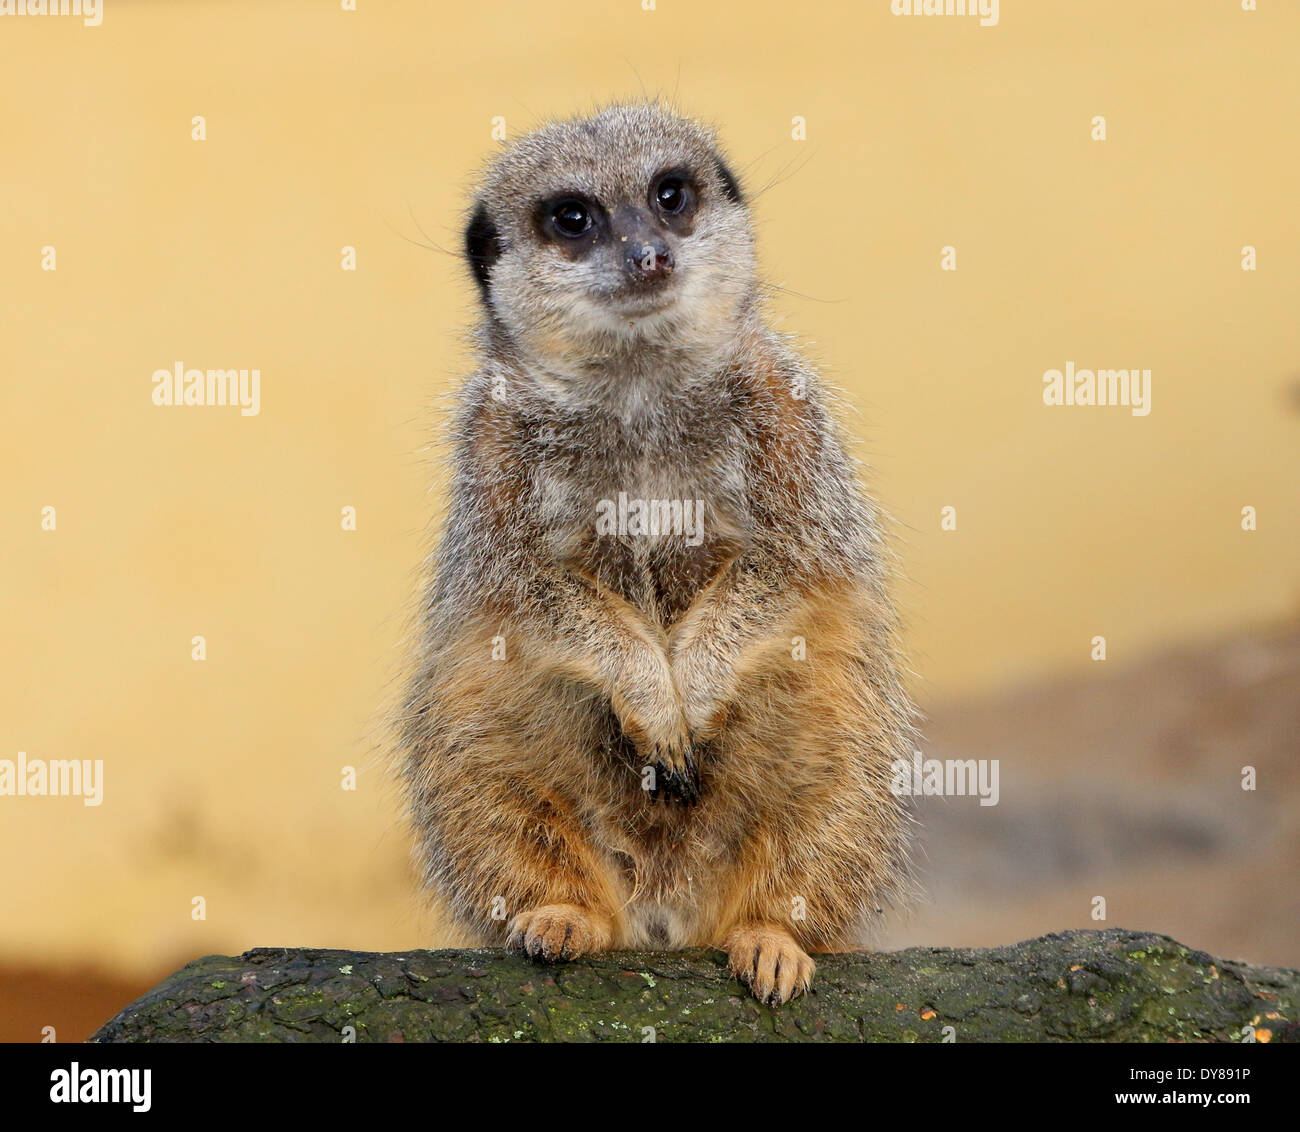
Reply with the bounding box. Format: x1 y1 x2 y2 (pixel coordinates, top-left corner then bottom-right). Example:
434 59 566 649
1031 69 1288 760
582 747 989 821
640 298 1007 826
90 929 1299 1043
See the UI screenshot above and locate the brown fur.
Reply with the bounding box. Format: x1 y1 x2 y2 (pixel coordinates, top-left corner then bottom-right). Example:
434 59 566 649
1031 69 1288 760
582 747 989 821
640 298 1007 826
397 102 916 1004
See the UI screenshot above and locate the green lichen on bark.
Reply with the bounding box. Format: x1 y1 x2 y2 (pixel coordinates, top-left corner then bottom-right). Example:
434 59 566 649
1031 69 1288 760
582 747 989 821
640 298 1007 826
90 929 1299 1043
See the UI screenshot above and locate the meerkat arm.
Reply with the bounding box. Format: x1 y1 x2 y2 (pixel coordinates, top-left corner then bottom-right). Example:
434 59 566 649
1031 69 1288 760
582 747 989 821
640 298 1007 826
666 554 809 741
513 566 700 797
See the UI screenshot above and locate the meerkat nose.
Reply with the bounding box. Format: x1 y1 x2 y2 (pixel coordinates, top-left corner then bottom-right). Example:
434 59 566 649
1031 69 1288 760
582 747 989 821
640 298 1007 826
624 236 674 283
611 205 675 284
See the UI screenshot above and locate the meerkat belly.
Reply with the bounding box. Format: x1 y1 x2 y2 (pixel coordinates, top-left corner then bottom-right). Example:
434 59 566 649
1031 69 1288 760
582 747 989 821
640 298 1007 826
590 793 741 947
547 463 755 945
613 852 725 948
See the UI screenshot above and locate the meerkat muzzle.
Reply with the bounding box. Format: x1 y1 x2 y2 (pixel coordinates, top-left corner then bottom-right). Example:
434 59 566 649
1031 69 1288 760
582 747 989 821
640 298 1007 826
611 205 675 284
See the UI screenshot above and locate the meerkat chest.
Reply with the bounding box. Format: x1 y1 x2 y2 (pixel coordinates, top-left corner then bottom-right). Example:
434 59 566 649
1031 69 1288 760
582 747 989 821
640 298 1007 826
540 455 750 624
592 467 711 549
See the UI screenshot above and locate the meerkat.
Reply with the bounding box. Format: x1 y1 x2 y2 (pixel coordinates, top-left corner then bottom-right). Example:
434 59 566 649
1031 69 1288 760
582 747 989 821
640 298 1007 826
398 102 916 1006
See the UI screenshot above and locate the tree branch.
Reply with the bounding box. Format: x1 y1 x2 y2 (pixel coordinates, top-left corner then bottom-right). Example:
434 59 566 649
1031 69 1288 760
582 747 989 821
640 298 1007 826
90 929 1299 1043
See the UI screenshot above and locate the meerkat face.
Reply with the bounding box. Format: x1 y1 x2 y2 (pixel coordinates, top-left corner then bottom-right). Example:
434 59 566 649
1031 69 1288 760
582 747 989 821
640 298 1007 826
465 103 756 371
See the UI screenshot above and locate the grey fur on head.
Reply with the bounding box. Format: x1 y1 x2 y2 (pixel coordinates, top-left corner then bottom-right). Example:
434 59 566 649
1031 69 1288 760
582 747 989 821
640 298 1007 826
464 102 754 381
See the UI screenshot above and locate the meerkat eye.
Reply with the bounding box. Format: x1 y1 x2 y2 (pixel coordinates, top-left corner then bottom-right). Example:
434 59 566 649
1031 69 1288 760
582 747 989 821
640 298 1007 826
654 176 689 215
551 200 592 237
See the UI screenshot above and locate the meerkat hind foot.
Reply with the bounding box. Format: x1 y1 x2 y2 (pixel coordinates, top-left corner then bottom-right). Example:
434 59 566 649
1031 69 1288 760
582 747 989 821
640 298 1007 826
507 904 611 963
723 923 815 1006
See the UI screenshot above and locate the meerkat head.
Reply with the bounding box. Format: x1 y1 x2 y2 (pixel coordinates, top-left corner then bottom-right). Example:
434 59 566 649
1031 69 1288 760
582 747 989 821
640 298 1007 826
464 102 755 375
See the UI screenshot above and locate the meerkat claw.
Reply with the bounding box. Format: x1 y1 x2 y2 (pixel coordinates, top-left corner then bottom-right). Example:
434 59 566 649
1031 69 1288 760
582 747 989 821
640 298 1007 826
650 743 700 803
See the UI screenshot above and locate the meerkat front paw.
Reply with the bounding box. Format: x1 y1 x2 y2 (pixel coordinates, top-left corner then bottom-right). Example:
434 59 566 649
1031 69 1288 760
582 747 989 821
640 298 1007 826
722 923 815 1006
611 652 700 803
627 710 700 803
507 904 612 963
668 642 733 742
648 737 700 804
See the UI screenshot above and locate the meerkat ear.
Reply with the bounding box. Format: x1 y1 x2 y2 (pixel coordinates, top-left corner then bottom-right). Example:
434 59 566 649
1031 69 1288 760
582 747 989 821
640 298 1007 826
464 202 502 301
712 156 743 204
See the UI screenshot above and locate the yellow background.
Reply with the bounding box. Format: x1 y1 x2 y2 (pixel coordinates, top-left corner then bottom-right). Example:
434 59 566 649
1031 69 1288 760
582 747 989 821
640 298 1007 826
1 0 1297 994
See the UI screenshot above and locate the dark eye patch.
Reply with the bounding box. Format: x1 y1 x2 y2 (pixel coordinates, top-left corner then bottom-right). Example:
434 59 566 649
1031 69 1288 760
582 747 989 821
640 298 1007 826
646 166 701 232
654 175 689 215
552 199 592 236
533 192 605 254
